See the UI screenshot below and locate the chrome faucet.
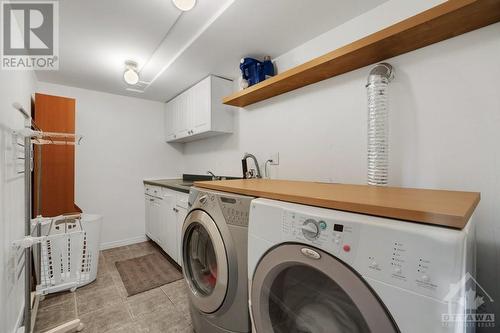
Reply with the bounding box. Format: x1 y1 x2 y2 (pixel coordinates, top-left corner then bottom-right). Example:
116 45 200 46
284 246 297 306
242 153 262 178
207 170 220 180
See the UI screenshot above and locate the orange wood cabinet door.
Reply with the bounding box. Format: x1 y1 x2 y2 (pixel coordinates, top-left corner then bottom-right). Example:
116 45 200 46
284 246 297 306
33 93 79 217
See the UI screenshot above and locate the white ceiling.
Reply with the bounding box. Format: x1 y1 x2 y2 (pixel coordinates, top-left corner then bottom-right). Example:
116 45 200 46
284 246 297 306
36 0 388 102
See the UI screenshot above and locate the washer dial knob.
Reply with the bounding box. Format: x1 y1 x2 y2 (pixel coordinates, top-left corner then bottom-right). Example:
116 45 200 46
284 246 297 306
302 219 320 240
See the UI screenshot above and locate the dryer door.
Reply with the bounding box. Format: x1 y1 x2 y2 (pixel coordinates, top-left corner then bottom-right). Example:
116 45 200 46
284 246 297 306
251 244 399 333
182 209 228 313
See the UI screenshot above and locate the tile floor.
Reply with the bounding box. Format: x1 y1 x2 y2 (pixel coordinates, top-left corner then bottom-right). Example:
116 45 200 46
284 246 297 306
34 241 193 333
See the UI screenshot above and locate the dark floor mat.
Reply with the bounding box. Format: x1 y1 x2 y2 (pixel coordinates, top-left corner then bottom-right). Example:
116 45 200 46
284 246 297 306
115 253 183 296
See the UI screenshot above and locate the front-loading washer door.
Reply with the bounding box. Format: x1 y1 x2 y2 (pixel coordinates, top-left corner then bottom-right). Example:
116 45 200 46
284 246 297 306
182 209 228 314
251 244 399 333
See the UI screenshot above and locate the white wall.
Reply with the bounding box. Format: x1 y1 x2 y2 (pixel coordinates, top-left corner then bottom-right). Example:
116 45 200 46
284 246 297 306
0 70 37 333
181 0 500 324
36 82 183 248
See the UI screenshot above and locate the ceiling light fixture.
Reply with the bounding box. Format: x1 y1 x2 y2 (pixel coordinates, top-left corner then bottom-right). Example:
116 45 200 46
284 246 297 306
172 0 196 11
123 60 139 85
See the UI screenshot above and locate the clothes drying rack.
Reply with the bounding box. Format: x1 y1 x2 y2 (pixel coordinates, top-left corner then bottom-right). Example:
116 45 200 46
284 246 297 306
11 103 84 333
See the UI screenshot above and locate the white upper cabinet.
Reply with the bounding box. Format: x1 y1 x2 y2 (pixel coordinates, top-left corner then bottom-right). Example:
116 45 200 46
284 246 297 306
164 101 175 141
164 75 234 143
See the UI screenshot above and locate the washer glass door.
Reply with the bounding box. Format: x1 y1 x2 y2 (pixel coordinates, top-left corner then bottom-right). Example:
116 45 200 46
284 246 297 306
268 265 369 332
186 223 218 295
251 244 398 333
183 210 228 313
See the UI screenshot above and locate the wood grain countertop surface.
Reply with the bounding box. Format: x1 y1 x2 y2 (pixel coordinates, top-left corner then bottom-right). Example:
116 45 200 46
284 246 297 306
194 179 480 229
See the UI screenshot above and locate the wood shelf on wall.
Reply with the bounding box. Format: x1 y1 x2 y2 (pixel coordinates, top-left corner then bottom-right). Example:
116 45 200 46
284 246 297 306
223 0 500 107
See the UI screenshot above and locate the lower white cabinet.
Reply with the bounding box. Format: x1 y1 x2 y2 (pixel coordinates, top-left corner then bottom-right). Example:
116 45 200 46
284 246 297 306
145 185 188 266
145 196 152 237
145 193 161 244
159 192 177 262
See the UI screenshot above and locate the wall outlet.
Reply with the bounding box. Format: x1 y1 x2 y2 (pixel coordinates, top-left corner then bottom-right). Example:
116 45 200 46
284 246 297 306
269 152 279 165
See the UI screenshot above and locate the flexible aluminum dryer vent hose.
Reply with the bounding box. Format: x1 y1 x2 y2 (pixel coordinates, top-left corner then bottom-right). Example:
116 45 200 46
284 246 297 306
366 63 394 186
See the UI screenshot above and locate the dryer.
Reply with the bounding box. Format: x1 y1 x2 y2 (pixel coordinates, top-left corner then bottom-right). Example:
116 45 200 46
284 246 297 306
182 188 254 333
248 198 476 333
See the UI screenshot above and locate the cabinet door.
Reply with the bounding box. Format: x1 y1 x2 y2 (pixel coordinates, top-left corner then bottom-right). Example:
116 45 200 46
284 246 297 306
147 197 161 244
176 206 188 267
159 194 177 261
34 93 77 216
168 96 182 141
190 77 211 135
176 93 190 139
172 97 181 140
145 196 152 238
164 102 174 142
184 88 194 137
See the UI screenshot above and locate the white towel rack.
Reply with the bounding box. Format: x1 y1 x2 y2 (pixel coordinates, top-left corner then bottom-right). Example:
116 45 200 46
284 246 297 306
12 103 84 333
15 128 83 146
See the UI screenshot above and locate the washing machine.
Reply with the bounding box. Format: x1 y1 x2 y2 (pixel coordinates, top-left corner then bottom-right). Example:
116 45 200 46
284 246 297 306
248 198 476 333
182 187 254 333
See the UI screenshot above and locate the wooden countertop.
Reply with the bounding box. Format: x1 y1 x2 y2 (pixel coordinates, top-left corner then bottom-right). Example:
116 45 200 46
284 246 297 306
194 179 480 229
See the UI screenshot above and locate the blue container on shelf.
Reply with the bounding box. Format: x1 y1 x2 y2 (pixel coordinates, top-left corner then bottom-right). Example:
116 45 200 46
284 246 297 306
262 56 275 78
240 56 275 87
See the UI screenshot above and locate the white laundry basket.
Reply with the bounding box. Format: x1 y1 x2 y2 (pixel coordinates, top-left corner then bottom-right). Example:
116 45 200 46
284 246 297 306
37 214 102 295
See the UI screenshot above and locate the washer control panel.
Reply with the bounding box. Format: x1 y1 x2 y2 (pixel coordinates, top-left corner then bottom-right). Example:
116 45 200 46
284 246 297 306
282 211 360 263
219 196 251 227
190 188 253 227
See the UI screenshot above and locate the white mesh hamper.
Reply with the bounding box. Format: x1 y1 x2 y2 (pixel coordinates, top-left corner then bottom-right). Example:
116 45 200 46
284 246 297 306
37 214 102 295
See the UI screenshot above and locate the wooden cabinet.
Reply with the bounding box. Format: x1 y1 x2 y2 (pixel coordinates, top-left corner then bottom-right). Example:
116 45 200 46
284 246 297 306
164 75 234 143
33 93 79 217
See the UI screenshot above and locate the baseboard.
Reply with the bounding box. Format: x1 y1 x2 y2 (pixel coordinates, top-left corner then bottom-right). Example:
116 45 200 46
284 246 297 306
100 235 148 250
